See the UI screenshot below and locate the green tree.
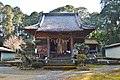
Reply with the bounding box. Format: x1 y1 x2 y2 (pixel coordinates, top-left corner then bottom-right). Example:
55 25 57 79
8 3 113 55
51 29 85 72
50 5 75 13
77 54 86 66
29 11 39 25
0 2 5 46
13 7 23 26
83 12 106 45
83 0 120 45
100 0 120 44
74 43 87 66
22 14 30 26
23 11 39 26
76 7 89 19
82 12 100 26
50 5 89 19
2 5 14 36
13 7 24 36
0 2 4 23
0 2 3 9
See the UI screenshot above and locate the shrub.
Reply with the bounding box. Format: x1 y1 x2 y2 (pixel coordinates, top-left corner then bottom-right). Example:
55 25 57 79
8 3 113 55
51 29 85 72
31 62 44 68
77 66 90 71
2 58 15 61
77 54 86 66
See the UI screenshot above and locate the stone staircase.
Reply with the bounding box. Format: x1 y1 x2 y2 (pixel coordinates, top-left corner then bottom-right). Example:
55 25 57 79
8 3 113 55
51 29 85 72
45 59 76 66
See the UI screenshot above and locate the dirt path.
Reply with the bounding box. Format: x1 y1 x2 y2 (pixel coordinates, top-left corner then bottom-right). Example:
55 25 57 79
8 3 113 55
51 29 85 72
0 74 41 80
0 65 120 80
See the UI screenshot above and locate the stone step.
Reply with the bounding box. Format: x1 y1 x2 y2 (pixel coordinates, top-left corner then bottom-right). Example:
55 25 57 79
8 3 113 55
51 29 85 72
44 65 77 69
45 59 75 66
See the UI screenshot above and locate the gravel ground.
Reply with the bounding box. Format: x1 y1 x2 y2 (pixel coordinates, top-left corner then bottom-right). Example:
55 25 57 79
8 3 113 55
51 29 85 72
91 65 120 72
0 74 38 80
0 65 120 80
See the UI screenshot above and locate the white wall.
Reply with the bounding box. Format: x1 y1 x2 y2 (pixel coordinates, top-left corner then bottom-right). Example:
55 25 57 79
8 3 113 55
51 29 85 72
105 46 120 58
1 52 16 61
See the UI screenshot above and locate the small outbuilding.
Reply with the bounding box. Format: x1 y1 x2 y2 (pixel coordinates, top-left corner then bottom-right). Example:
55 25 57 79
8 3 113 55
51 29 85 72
105 43 120 59
0 47 16 61
85 39 99 54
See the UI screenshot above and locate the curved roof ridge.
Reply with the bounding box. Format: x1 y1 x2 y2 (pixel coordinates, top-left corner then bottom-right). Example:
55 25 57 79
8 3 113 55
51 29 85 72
39 15 45 27
75 13 83 29
42 12 78 16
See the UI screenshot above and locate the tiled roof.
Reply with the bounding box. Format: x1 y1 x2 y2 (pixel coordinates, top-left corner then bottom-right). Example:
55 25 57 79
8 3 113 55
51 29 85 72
25 13 95 32
85 39 98 45
37 13 81 32
24 24 38 29
105 43 120 48
0 47 15 52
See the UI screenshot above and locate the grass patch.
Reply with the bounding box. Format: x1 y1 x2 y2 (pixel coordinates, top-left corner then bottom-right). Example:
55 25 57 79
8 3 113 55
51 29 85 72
74 64 107 71
63 69 120 80
87 64 107 69
0 75 5 78
12 66 45 72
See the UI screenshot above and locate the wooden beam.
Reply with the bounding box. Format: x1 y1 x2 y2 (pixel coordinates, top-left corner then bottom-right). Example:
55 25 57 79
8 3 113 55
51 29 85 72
47 37 50 58
71 35 73 58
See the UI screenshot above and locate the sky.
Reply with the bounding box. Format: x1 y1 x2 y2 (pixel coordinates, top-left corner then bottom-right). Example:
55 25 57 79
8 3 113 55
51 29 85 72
0 0 101 15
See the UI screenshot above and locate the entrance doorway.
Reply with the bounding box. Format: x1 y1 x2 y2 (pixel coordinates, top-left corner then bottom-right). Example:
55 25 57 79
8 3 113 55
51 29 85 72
50 38 71 59
50 38 57 58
